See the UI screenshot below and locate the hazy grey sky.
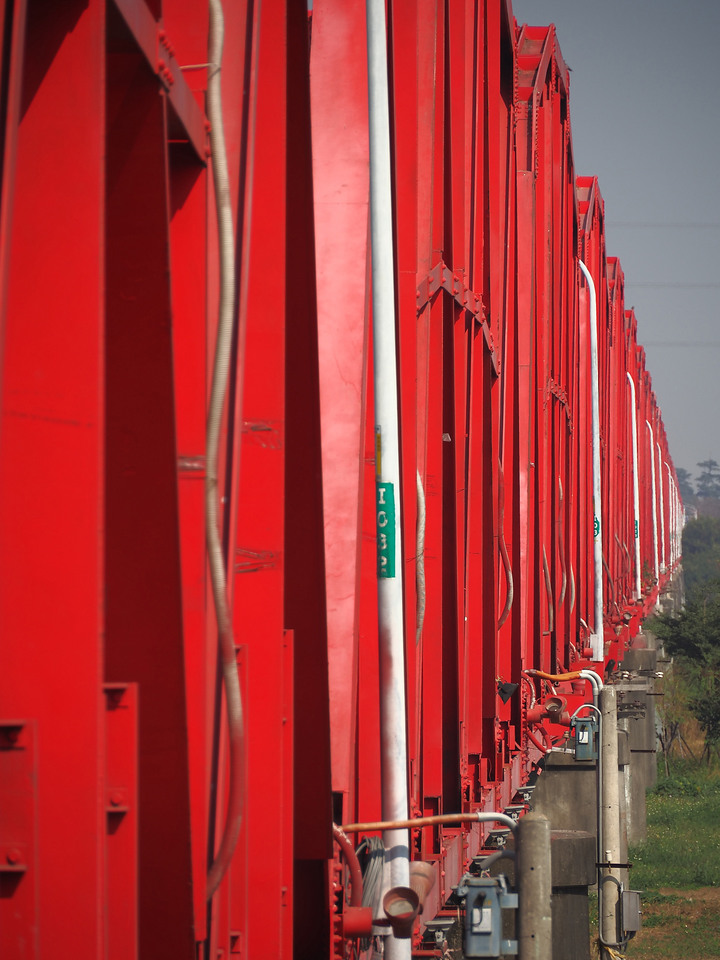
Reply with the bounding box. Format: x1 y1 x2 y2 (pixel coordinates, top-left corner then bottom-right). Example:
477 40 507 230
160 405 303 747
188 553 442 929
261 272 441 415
512 0 720 485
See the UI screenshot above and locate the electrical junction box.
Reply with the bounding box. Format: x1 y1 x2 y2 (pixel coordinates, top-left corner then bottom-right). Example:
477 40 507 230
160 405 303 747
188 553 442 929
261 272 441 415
570 716 598 760
622 890 642 932
456 876 518 958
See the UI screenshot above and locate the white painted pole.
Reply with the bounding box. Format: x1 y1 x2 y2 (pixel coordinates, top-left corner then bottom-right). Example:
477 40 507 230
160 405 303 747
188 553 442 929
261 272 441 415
626 373 641 599
646 421 659 586
656 443 665 572
665 465 674 566
365 2 410 955
579 260 603 661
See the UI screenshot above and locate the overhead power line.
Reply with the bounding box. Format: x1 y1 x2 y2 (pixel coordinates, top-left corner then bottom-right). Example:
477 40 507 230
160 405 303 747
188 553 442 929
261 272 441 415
628 282 720 289
611 221 720 229
643 341 720 348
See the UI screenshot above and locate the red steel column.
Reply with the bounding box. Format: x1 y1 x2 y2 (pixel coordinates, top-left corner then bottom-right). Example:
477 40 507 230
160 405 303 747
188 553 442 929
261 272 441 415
0 3 107 956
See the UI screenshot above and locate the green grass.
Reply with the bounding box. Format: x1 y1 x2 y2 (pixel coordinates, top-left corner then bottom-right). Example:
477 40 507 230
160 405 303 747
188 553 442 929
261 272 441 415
630 759 720 891
622 759 720 959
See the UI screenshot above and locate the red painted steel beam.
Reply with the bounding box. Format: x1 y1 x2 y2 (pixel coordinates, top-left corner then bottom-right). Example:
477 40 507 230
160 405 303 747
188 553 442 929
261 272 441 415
111 0 207 160
104 33 195 957
310 0 370 818
0 0 27 368
0 3 108 955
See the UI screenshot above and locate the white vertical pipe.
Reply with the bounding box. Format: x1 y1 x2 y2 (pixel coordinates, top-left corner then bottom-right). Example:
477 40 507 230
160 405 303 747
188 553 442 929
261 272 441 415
672 470 679 564
656 443 665 572
671 481 676 565
365 1 410 951
579 260 604 661
646 421 659 585
626 373 641 599
665 465 674 566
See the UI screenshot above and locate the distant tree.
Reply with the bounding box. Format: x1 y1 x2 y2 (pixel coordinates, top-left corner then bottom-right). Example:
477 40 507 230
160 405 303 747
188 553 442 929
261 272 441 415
682 516 720 591
656 580 720 663
676 467 695 504
695 459 720 499
656 667 697 774
653 579 720 761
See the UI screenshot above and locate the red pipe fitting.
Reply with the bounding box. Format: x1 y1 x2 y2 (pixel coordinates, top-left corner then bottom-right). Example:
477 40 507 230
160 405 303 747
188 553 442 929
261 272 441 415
381 861 436 939
341 905 373 939
526 695 570 726
383 886 420 939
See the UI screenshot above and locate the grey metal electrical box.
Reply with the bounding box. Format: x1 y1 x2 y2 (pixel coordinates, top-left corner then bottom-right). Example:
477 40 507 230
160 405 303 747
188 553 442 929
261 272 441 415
622 890 642 932
457 877 518 958
570 716 598 760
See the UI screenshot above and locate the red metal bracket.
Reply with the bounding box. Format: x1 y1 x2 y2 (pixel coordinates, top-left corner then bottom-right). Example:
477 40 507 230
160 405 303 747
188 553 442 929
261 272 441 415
111 0 208 161
103 683 138 960
416 261 497 372
0 720 37 955
546 377 573 431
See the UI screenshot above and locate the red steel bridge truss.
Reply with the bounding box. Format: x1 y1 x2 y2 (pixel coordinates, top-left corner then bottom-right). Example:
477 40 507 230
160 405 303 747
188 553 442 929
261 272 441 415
0 1 680 958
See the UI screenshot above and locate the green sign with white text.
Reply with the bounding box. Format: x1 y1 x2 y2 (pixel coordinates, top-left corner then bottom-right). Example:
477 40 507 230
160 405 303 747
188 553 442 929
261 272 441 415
376 482 395 578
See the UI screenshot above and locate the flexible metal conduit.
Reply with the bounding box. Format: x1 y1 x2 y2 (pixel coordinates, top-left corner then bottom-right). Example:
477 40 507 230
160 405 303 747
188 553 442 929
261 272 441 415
542 546 554 634
416 470 426 643
498 462 514 628
526 668 603 707
578 260 603 660
205 0 245 900
341 812 518 834
558 478 567 604
626 373 641 599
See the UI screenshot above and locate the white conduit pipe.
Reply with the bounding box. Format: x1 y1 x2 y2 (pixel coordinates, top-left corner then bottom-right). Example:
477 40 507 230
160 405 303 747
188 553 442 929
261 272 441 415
674 472 680 564
675 477 680 563
626 374 641 599
579 260 604 661
668 467 682 563
657 442 665 572
366 3 410 953
646 421 659 585
579 668 604 709
672 479 677 565
665 464 674 566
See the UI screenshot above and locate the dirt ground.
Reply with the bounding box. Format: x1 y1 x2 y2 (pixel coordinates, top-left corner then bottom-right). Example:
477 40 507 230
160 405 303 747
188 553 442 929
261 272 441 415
625 888 720 960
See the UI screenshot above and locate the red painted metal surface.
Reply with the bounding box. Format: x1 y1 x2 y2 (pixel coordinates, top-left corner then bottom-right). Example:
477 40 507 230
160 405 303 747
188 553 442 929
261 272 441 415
0 1 682 957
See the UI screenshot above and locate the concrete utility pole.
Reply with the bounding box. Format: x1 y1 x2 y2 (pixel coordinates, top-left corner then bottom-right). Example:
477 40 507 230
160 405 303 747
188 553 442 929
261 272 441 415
517 813 552 960
600 686 621 955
